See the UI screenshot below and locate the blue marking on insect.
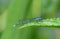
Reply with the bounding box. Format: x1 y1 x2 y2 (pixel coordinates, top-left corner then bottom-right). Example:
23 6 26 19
34 17 42 21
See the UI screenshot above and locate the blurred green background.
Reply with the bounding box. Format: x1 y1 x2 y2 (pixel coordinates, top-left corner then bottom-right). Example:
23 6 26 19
0 0 60 39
